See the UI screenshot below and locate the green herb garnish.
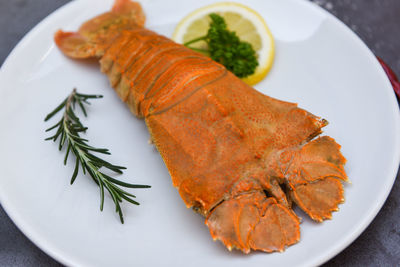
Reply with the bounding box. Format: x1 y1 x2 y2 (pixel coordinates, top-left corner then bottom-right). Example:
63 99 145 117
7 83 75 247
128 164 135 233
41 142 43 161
45 89 150 223
184 13 258 78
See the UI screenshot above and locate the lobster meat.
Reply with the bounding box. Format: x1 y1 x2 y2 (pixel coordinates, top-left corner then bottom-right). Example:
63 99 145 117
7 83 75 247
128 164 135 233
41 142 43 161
55 0 347 253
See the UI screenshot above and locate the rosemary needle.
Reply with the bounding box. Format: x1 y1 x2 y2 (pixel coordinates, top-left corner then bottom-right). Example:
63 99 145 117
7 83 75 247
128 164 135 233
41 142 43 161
45 88 150 223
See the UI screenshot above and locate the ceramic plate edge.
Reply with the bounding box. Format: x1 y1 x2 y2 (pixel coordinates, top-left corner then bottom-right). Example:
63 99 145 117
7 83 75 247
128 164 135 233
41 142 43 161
0 1 399 267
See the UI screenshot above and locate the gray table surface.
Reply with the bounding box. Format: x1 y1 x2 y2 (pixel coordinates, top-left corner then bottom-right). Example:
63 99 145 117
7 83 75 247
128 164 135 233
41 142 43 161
0 0 399 266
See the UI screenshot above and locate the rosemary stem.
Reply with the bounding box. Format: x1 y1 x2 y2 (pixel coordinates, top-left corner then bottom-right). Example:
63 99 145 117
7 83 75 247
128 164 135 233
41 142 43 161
45 89 150 223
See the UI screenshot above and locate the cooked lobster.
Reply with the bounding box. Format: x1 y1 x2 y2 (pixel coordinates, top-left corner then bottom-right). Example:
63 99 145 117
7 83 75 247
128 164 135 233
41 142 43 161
54 0 347 253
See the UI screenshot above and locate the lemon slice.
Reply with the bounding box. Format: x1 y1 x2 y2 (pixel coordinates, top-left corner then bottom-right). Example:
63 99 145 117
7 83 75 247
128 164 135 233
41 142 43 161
172 2 275 85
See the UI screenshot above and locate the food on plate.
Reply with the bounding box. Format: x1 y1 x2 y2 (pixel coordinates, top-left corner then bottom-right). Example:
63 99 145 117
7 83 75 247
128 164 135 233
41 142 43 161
172 2 275 85
44 89 150 223
54 0 347 253
179 13 259 80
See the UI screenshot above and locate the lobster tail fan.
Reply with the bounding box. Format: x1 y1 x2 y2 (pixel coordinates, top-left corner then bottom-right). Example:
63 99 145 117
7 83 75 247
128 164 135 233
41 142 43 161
205 191 300 253
285 136 347 222
54 0 145 59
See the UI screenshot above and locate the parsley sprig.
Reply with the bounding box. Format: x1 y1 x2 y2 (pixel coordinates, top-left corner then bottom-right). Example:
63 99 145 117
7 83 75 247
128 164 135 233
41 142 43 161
45 89 150 223
184 13 258 78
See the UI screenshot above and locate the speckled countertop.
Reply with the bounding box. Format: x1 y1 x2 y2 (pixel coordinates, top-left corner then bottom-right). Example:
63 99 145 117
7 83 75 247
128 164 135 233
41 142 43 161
0 0 399 266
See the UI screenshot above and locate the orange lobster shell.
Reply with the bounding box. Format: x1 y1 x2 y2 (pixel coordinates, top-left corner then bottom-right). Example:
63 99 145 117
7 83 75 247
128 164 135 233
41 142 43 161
55 0 347 253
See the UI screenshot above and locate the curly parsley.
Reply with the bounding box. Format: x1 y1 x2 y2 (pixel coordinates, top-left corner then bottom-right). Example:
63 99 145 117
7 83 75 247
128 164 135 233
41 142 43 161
184 13 258 78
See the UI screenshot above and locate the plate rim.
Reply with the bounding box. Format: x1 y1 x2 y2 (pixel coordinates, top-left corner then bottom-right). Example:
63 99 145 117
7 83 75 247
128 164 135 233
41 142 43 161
0 0 399 266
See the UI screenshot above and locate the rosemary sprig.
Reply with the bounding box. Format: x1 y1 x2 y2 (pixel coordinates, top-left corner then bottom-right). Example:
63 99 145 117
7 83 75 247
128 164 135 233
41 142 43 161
45 88 150 223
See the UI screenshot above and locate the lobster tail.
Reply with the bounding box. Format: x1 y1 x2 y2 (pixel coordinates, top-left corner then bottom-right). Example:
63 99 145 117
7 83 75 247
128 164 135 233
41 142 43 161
54 0 145 58
54 0 348 254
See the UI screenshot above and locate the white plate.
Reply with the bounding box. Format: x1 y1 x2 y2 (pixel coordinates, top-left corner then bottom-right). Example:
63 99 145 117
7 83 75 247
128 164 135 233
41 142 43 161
0 0 399 266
